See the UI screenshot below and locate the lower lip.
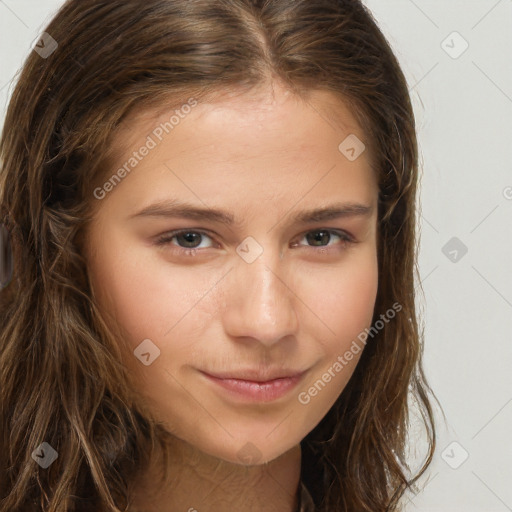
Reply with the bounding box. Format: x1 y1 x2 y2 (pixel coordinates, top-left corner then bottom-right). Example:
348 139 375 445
201 372 304 402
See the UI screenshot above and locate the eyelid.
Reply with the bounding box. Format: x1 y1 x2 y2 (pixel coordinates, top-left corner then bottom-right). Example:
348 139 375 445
154 227 357 253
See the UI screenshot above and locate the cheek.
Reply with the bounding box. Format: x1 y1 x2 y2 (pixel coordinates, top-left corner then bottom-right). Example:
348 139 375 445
304 251 379 345
295 251 378 410
88 244 217 380
90 247 186 338
90 258 160 346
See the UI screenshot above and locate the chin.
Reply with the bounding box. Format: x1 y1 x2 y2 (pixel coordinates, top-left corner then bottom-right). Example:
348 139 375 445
205 433 299 467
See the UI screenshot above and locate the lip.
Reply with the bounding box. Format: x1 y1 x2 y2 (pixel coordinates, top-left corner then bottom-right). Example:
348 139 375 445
199 369 307 403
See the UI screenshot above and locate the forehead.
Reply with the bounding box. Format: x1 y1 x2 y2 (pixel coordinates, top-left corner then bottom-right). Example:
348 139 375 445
90 84 378 224
108 83 373 165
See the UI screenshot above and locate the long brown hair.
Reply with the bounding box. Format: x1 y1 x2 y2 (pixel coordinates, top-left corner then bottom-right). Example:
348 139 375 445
0 0 438 510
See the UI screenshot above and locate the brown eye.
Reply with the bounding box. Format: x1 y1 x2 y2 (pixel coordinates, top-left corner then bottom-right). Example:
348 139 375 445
172 231 203 249
297 229 354 250
155 230 214 250
306 230 334 247
154 228 355 258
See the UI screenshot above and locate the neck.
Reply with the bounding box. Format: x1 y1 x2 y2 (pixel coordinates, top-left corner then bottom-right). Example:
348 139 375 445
129 436 302 512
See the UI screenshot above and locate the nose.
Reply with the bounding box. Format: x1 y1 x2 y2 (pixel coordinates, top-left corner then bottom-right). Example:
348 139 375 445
222 254 299 347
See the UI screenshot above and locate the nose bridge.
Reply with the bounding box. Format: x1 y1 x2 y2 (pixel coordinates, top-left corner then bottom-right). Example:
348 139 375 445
247 260 285 316
224 245 298 345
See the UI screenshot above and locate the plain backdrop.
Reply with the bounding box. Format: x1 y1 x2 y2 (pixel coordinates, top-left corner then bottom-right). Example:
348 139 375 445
1 1 511 511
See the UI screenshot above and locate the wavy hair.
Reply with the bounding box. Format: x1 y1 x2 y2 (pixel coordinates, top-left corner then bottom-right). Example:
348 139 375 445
0 0 438 510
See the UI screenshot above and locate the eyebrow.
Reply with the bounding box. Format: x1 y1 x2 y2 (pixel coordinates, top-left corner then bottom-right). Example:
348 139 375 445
129 200 374 226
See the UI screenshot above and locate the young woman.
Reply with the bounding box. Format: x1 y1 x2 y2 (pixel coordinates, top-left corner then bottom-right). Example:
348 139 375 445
0 1 437 510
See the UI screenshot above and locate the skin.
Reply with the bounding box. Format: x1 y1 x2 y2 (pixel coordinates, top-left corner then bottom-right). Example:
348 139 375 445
83 81 379 512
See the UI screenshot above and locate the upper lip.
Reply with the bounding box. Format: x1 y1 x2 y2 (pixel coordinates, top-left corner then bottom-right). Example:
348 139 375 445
201 368 306 383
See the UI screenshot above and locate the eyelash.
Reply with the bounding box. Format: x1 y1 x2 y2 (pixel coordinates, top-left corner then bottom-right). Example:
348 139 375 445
154 228 356 256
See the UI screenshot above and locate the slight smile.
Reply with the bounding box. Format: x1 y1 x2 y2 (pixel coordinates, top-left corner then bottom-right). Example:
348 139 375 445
199 369 308 403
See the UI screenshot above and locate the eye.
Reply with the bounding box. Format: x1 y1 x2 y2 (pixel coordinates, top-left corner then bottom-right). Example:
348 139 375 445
154 230 215 253
154 228 355 256
293 229 355 251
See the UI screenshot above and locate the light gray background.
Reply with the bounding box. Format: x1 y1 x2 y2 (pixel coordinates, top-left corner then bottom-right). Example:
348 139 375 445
1 1 511 511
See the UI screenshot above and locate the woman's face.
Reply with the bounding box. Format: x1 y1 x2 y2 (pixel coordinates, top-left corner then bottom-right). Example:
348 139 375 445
84 83 379 465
